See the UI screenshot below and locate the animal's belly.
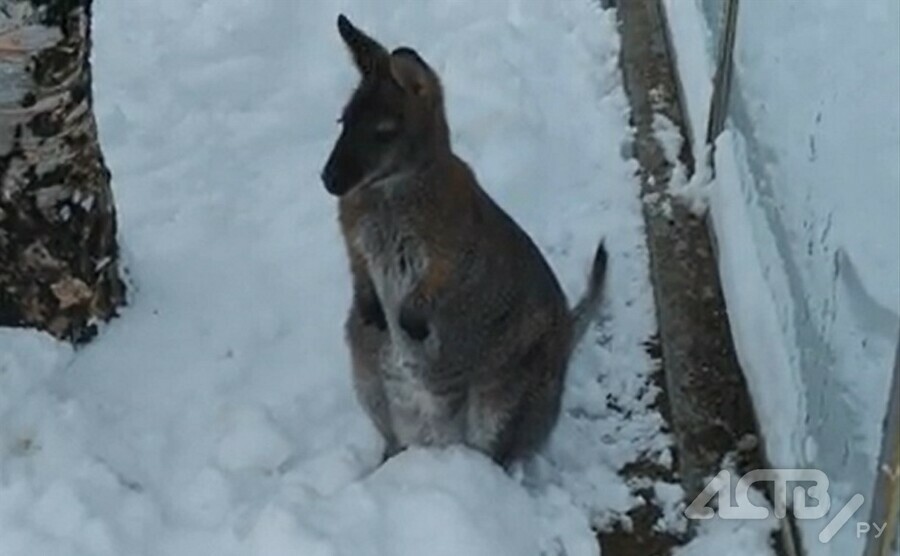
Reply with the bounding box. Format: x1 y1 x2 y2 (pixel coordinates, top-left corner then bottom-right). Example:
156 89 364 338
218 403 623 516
382 342 462 447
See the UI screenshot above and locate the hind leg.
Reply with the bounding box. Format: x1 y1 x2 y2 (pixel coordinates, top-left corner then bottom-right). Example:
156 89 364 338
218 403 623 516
346 304 400 459
504 371 565 464
466 336 567 467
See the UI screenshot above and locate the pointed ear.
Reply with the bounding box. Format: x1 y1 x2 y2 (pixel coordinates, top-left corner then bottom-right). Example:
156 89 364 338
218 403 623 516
337 14 389 77
389 47 442 101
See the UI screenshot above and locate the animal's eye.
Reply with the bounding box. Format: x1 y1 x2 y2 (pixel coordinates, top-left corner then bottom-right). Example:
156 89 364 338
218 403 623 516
373 119 400 141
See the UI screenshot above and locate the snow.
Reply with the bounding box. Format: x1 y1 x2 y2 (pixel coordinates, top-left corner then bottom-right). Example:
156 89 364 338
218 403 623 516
705 129 806 472
657 0 718 217
674 475 779 556
660 0 714 158
674 517 778 556
650 111 710 215
0 1 782 555
665 2 900 555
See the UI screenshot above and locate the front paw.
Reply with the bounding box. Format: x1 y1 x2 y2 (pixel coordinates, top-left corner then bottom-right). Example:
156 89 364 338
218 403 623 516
382 441 404 463
359 297 387 331
399 305 429 341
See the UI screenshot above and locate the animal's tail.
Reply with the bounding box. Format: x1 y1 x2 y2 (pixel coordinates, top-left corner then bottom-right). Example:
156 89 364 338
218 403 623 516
570 239 608 349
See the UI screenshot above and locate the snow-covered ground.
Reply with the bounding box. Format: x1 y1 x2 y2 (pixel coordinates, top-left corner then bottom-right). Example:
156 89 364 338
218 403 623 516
0 1 779 554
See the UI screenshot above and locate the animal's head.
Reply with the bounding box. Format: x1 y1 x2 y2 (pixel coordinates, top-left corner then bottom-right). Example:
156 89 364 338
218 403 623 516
321 15 450 197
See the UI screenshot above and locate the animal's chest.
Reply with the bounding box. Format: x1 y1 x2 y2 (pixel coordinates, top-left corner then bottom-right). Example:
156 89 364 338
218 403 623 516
354 216 426 317
353 215 461 446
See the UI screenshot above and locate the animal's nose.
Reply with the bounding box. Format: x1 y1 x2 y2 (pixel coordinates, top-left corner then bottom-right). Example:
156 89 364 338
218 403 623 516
321 162 345 196
321 165 336 191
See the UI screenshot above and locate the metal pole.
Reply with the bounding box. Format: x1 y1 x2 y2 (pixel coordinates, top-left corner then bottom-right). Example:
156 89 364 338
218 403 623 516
864 338 900 556
706 0 740 145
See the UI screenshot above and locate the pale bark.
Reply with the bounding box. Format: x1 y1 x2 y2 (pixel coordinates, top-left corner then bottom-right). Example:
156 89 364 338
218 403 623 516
0 0 124 342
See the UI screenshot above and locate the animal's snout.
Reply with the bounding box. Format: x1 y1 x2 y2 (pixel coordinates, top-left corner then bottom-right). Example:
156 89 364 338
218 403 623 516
321 163 337 194
321 155 345 196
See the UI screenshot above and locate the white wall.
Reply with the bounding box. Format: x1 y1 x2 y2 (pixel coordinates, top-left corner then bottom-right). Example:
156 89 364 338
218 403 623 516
664 1 900 555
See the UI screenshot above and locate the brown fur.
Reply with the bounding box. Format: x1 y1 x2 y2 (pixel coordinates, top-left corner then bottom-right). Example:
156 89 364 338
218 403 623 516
322 15 607 466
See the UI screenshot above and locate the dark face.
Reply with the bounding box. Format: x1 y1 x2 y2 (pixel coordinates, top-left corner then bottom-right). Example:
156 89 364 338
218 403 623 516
321 15 444 197
321 78 410 197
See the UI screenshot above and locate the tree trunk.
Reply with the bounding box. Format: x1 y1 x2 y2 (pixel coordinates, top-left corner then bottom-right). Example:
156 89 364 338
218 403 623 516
0 0 124 342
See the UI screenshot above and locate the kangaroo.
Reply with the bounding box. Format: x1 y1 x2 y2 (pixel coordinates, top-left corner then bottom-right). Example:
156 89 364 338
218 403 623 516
321 15 607 466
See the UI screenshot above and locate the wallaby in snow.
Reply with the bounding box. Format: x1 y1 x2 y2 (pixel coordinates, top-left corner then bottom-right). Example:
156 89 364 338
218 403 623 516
321 15 607 466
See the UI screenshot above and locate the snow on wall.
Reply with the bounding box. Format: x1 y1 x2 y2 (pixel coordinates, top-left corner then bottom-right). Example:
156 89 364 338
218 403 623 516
664 1 900 555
